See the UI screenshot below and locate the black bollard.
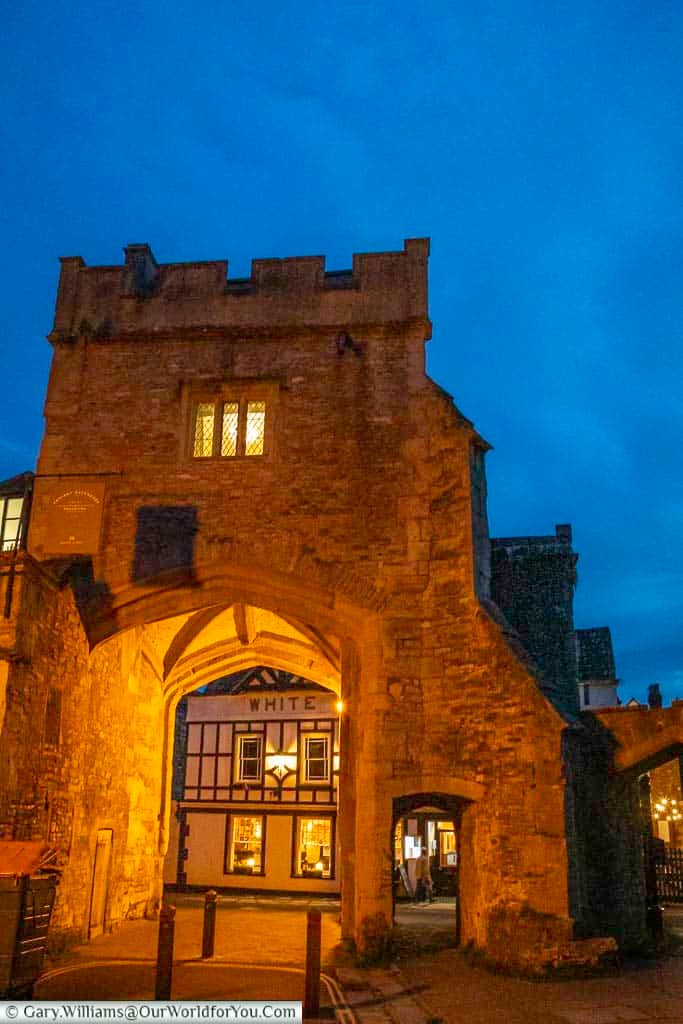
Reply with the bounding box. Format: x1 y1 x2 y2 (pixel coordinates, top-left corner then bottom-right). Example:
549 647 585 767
202 889 218 959
155 903 176 1000
304 908 321 1019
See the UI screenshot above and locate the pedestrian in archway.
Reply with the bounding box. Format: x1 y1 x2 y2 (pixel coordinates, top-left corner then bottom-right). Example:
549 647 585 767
415 848 434 903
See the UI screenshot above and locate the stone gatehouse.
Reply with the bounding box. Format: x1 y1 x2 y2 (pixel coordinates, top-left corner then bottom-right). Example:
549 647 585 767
1 238 681 967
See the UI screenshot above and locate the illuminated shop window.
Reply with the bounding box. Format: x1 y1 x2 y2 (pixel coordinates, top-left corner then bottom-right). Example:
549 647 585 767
302 735 330 783
0 497 24 551
294 817 333 878
438 822 457 868
237 734 263 782
227 815 264 874
192 399 266 458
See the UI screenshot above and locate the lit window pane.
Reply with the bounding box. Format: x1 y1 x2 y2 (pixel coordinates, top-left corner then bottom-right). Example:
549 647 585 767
221 402 239 457
3 520 18 541
1 497 23 551
296 818 332 878
245 401 266 456
439 825 457 867
2 519 18 550
229 815 263 873
193 403 215 457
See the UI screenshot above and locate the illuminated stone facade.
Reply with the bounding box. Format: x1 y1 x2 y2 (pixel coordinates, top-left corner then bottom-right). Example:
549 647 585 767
1 238 680 967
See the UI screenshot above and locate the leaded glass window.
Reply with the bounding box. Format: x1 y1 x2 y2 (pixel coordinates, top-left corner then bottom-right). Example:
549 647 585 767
193 403 215 457
245 401 266 456
221 402 239 457
191 399 267 458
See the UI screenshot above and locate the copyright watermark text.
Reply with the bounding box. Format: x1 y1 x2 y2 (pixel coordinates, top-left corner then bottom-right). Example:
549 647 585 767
1 1005 301 1024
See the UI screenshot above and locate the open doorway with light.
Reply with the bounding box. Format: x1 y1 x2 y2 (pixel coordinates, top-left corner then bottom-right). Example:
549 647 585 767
392 793 466 950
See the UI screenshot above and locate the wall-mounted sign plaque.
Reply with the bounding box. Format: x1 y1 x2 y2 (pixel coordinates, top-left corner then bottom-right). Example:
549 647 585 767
28 478 106 557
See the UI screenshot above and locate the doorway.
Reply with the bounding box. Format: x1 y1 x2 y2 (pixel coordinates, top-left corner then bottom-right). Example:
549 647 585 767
392 793 466 948
88 828 113 937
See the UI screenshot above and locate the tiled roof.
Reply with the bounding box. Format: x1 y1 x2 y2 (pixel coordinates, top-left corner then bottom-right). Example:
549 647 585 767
0 471 33 496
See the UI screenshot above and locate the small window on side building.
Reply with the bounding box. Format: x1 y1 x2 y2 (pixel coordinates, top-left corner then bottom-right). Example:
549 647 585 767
0 497 24 551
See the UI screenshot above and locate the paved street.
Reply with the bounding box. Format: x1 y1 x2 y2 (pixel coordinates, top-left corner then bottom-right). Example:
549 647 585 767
32 896 683 1024
37 963 312 1003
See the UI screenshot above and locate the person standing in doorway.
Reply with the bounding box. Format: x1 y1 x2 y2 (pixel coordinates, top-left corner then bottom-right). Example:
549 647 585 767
415 848 434 902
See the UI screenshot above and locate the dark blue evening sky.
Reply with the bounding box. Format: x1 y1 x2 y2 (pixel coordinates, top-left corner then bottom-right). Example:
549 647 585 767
2 2 681 704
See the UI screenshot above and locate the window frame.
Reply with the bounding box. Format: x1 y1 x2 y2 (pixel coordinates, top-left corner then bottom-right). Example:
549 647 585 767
224 812 266 876
291 814 336 880
235 733 263 784
301 733 331 785
184 380 278 463
0 495 25 552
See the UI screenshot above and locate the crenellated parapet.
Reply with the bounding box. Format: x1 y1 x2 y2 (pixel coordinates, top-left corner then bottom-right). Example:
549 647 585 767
49 238 430 341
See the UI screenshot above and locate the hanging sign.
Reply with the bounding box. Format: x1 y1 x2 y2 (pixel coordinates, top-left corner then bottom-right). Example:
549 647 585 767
29 478 106 557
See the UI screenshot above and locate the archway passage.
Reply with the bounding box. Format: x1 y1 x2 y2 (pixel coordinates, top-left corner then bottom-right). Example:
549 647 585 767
391 792 470 950
139 599 344 869
586 707 683 945
32 580 365 948
164 667 343 899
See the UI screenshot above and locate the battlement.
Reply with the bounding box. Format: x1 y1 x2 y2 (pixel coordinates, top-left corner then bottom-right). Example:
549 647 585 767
49 238 430 342
491 523 573 554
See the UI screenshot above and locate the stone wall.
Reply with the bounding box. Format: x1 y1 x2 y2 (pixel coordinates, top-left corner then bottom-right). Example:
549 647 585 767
0 555 165 940
491 526 579 716
563 719 647 950
2 238 606 962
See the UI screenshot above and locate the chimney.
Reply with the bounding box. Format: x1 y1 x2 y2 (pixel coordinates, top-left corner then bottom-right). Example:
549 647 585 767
648 683 663 709
555 524 572 544
124 243 158 296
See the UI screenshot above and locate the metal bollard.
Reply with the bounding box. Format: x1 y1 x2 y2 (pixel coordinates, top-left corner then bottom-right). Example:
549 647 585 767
155 903 176 1001
303 908 321 1019
202 889 218 959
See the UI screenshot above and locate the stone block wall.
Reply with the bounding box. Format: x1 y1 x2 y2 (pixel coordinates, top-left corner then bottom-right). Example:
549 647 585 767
0 555 165 940
563 719 648 949
491 526 579 716
3 238 596 961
